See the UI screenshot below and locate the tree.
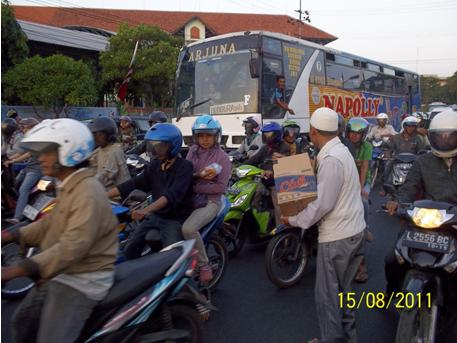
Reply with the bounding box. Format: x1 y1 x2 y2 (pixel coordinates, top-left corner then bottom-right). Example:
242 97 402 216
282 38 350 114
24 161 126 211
100 24 182 108
3 55 98 117
1 0 28 72
420 72 457 107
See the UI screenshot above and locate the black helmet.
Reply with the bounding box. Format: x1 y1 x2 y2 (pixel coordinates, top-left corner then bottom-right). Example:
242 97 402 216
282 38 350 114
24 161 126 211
2 118 18 136
7 109 18 119
89 117 118 143
337 114 346 133
148 111 168 125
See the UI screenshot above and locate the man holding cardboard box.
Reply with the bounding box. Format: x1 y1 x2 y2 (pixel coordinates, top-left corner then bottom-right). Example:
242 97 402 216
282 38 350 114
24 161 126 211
280 107 365 343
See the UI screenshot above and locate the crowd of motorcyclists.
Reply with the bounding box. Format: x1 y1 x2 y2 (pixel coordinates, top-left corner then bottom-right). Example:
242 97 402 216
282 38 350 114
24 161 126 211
1 105 456 343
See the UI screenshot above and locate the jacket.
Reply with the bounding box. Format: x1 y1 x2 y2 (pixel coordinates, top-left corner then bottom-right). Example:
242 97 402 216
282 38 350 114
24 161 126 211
397 153 457 205
117 157 194 220
389 133 426 155
186 144 231 205
15 168 119 279
236 133 263 158
91 143 130 189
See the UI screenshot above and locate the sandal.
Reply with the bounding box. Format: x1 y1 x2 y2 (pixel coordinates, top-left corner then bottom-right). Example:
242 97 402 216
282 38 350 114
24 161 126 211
199 264 213 284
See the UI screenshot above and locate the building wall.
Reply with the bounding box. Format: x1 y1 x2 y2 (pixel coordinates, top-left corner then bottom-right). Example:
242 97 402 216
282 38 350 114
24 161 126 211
184 19 206 43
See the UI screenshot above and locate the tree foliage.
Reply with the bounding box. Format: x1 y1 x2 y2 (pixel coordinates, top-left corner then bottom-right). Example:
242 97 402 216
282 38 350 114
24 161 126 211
421 72 457 106
1 0 29 72
100 24 183 108
3 54 98 117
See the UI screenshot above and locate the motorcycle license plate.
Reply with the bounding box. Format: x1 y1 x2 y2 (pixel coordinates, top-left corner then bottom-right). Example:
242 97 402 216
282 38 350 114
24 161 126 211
403 229 451 253
23 194 55 221
23 205 39 221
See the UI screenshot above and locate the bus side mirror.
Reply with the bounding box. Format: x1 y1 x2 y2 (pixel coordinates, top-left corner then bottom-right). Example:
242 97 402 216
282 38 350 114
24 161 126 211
249 58 259 78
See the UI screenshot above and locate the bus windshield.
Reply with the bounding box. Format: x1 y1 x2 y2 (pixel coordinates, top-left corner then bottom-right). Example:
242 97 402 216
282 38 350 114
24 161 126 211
175 51 258 117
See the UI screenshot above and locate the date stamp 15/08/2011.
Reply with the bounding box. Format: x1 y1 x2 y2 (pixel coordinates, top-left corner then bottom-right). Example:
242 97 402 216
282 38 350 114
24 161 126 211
338 292 432 310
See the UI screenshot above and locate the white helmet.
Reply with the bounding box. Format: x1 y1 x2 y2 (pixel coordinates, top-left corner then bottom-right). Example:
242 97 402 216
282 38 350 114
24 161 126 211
376 113 389 120
428 109 457 158
20 118 95 167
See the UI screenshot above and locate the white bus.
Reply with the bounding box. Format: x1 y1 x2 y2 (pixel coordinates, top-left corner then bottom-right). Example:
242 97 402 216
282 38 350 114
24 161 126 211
173 31 421 148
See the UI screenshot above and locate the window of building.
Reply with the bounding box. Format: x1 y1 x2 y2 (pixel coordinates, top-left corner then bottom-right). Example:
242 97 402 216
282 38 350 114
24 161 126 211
190 26 200 40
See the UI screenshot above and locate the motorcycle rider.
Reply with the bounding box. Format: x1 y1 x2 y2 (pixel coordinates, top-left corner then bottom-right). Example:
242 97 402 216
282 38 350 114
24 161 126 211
382 115 427 195
385 109 457 294
107 123 194 259
127 111 168 156
279 120 305 156
346 117 372 283
182 115 231 283
246 122 283 227
234 114 263 159
366 112 397 142
118 116 137 151
89 116 130 190
337 114 356 158
281 107 365 343
1 118 119 343
4 118 41 225
2 117 23 159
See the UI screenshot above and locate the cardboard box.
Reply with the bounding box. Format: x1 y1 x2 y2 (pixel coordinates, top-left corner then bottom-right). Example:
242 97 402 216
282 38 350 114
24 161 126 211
273 153 317 217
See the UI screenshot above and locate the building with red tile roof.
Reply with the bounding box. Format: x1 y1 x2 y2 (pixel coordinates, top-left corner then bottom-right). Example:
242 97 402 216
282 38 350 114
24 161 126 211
12 5 337 45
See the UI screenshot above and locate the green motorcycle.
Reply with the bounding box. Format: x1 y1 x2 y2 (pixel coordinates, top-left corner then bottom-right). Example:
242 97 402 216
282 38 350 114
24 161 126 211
221 164 276 257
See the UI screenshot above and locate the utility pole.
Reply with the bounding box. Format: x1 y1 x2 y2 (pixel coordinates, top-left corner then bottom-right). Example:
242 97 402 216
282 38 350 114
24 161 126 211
294 0 311 38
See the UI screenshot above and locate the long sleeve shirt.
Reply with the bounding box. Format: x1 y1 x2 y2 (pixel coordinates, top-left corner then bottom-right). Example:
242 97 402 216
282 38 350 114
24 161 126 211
289 137 365 243
289 156 343 231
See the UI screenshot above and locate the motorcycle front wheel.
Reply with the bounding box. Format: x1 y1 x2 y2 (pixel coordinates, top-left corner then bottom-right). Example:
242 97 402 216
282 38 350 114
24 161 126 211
265 231 308 289
395 303 438 343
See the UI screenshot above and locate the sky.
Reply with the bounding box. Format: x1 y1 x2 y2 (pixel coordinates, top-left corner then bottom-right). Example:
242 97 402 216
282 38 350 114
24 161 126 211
11 0 457 77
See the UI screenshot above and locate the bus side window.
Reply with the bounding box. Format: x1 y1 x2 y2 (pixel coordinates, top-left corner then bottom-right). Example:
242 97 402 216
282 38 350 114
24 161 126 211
310 51 325 85
261 58 284 119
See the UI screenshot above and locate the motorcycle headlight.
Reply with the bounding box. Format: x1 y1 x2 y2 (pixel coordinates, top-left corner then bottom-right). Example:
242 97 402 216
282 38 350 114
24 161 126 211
37 179 52 191
231 194 248 207
408 207 454 229
236 168 250 178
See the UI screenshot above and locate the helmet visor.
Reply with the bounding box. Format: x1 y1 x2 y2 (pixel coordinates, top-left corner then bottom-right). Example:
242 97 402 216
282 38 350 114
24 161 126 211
284 127 300 138
428 130 457 152
146 140 170 157
262 131 278 143
193 128 219 135
20 141 59 154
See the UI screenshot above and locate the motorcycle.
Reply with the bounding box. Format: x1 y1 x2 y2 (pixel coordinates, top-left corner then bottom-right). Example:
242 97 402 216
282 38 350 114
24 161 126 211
145 196 230 291
388 201 457 343
126 154 148 178
1 189 147 299
370 138 389 188
2 178 56 299
221 163 276 257
264 224 318 289
383 153 417 198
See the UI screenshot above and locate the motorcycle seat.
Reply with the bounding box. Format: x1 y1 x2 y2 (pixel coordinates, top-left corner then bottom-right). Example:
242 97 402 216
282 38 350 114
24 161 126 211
96 248 181 310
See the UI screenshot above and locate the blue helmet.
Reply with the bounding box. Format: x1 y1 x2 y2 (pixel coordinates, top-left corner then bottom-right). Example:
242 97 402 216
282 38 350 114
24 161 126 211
192 114 222 143
261 121 282 144
145 123 183 158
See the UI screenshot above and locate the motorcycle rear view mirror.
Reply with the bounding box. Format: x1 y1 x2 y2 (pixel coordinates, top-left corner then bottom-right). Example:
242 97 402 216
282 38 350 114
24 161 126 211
127 190 148 202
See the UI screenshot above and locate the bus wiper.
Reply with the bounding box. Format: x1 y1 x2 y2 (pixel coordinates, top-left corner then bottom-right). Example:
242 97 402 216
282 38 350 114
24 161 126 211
176 97 212 122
